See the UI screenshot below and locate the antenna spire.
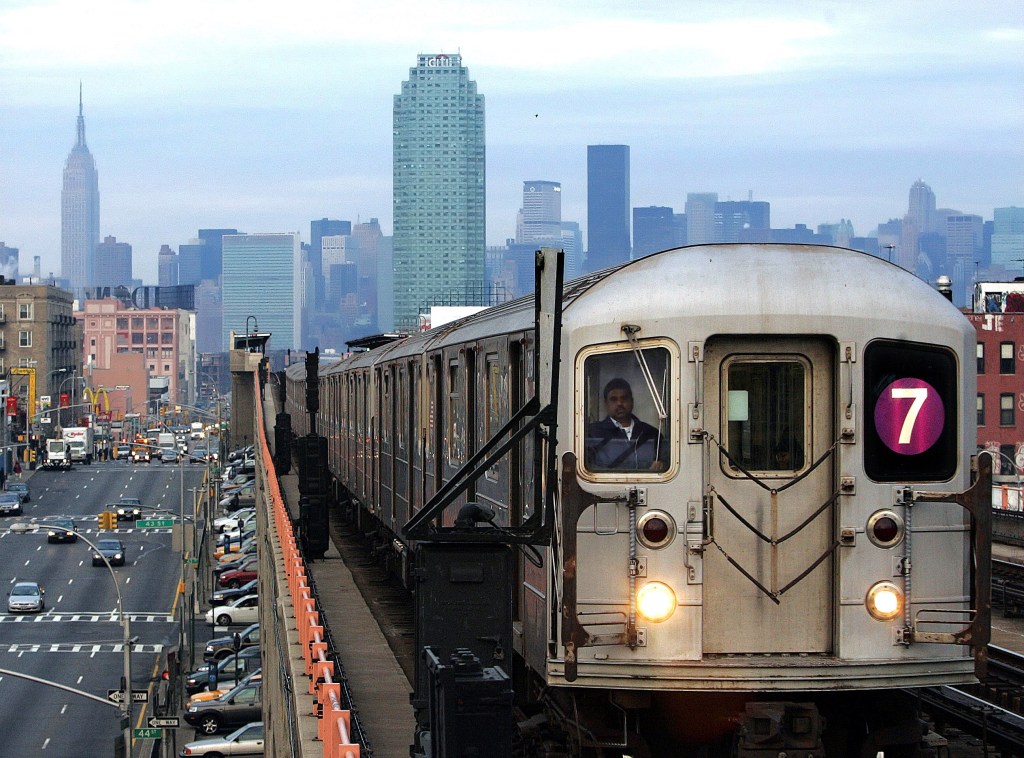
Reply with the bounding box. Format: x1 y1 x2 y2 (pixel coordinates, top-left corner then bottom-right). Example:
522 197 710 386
76 82 86 147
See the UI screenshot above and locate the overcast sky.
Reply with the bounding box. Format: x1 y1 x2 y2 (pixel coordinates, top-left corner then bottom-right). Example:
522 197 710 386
1 0 1021 283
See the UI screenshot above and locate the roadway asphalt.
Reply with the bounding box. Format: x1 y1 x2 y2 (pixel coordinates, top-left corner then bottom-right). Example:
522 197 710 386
0 459 204 757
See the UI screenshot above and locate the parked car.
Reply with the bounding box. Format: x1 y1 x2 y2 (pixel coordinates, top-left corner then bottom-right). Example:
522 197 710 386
218 563 258 589
215 535 255 559
183 681 262 735
7 581 45 613
47 518 78 543
206 594 259 626
204 623 261 662
92 539 126 567
5 482 30 503
188 670 262 706
0 492 23 516
114 497 144 521
185 647 261 695
178 720 264 756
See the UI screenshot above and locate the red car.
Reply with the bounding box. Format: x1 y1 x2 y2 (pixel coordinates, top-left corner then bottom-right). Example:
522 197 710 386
218 564 258 589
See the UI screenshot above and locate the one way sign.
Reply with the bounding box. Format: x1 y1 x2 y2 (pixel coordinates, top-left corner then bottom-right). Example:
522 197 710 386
106 689 149 704
148 717 180 728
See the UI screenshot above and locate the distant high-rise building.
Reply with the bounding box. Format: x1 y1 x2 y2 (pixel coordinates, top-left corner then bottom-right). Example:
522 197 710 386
310 219 351 310
685 193 718 245
197 228 238 282
61 87 100 293
178 239 205 285
93 236 132 288
222 233 302 351
393 52 485 328
0 243 19 282
560 222 583 281
716 200 771 243
899 179 937 270
991 207 1024 272
632 206 676 258
158 244 178 287
518 181 562 242
586 145 630 271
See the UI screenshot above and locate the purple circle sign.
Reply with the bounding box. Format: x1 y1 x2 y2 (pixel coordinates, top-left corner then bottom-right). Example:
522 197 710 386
873 378 945 455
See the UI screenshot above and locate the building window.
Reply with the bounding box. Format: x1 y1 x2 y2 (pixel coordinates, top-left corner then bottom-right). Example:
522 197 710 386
132 333 143 345
18 303 32 320
1001 444 1017 476
161 332 174 344
18 330 31 347
1001 342 1015 374
978 394 985 426
1000 393 1015 426
977 343 985 375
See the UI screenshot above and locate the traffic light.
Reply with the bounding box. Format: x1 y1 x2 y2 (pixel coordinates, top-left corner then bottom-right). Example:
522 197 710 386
99 511 117 530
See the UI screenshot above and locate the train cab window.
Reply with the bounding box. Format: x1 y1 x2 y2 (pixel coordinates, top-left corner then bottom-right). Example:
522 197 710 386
581 347 672 475
864 340 957 482
723 360 807 475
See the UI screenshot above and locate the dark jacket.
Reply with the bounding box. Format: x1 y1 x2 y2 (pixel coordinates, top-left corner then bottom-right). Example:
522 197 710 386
585 416 668 471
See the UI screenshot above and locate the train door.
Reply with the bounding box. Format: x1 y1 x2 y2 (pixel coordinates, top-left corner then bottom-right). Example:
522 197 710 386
702 337 835 654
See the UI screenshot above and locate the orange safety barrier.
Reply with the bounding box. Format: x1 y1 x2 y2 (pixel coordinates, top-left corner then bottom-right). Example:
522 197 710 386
252 373 361 758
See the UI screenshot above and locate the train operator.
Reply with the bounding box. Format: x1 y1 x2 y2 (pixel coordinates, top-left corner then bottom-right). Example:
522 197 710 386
586 378 668 472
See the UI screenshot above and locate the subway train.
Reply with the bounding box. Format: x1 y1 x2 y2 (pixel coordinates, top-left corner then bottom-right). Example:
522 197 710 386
285 244 991 757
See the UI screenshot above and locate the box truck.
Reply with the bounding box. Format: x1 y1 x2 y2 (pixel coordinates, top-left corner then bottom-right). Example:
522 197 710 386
62 426 94 465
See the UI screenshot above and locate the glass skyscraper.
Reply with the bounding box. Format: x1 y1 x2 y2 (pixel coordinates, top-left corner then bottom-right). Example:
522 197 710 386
221 233 302 351
393 53 485 329
586 145 630 272
61 87 100 293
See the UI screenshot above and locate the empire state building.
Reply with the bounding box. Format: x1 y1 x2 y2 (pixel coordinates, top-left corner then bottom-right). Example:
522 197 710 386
61 87 100 292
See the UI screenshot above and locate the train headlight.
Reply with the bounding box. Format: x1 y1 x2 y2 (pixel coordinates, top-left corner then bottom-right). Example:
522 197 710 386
865 581 903 621
866 510 905 548
636 581 676 623
637 511 676 550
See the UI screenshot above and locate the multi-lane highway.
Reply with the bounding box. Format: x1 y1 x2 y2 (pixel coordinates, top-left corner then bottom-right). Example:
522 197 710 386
0 457 205 756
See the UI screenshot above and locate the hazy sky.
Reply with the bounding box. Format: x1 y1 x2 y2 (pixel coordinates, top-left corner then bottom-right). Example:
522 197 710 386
1 0 1021 283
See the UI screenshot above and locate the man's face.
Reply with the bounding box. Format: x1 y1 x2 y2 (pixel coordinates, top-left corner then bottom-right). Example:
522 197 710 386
605 388 633 424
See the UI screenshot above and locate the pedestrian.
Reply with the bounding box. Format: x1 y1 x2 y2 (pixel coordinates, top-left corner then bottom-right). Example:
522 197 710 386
14 460 22 479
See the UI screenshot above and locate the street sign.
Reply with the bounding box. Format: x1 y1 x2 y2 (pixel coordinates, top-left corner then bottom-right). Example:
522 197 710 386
133 728 162 739
106 689 149 703
137 518 174 528
115 385 131 391
148 717 179 728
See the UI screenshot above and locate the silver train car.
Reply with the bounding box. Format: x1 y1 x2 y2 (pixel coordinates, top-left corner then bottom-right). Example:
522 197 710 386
286 244 990 756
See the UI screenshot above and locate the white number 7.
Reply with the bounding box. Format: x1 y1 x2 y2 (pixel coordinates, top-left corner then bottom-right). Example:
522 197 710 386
891 387 928 444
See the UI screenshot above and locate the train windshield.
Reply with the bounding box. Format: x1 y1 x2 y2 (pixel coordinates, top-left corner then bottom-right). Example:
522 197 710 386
582 347 671 474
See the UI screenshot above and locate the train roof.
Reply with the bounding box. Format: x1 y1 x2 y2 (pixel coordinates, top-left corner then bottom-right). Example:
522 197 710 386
287 244 971 378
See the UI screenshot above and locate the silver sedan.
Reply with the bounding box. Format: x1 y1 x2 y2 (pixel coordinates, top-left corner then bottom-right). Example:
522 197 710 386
179 720 263 756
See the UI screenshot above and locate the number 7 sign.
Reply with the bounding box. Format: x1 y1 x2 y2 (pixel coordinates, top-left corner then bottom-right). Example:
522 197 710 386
873 378 945 455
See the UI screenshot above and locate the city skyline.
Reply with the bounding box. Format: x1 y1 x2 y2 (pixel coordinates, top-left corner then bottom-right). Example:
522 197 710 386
1 1 1021 283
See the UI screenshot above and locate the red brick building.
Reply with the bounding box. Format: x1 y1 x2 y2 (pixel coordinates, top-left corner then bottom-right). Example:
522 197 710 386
969 281 1024 481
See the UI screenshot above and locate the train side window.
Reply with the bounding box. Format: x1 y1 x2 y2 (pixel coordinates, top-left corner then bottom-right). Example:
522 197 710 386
447 360 463 464
485 354 501 480
864 340 957 482
724 360 806 475
581 347 671 475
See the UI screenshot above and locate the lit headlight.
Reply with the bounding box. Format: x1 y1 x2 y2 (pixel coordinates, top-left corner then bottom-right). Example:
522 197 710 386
865 581 903 621
636 581 676 623
114 553 123 560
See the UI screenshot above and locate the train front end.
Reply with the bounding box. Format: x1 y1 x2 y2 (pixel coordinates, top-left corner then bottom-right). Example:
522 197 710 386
545 244 988 753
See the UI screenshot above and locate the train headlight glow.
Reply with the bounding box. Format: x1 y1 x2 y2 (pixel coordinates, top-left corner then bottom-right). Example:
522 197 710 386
636 582 676 622
865 581 903 621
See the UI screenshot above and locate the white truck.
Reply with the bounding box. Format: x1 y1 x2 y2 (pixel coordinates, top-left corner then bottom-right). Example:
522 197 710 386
157 431 177 462
62 426 95 465
43 438 72 470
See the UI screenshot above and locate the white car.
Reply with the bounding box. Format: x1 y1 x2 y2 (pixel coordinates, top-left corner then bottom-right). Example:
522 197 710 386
206 594 259 626
214 509 255 533
8 581 45 613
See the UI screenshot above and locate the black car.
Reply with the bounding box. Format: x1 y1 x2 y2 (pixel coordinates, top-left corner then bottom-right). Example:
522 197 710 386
92 539 126 566
113 497 143 521
5 482 30 503
209 578 258 607
0 493 23 516
183 681 262 735
204 623 260 662
47 519 78 543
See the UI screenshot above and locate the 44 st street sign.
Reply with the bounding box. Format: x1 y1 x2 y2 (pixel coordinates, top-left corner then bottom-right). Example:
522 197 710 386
107 689 149 704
